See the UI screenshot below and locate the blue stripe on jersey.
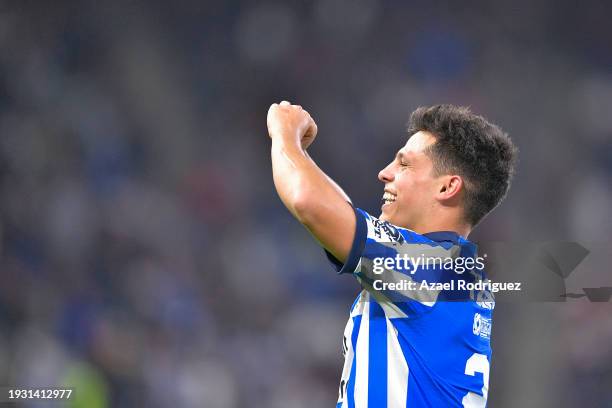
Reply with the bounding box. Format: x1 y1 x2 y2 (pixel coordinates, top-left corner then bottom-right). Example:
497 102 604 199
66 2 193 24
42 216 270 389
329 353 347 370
347 314 362 408
368 301 387 406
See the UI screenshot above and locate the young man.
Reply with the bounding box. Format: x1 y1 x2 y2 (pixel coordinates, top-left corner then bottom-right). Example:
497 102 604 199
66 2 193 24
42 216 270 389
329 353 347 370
267 101 517 407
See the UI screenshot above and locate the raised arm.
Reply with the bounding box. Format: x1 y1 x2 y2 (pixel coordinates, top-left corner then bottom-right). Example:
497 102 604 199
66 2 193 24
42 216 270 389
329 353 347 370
267 101 356 262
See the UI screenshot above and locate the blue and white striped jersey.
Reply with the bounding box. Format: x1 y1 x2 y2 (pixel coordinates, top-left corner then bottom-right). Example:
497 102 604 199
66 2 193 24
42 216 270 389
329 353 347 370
326 208 493 408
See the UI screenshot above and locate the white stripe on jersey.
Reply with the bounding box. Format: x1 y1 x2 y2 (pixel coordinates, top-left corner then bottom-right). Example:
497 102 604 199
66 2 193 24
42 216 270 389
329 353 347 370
354 299 370 407
386 317 409 408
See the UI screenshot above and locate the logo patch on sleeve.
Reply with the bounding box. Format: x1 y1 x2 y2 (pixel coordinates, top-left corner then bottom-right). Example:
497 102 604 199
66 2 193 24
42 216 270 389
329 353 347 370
472 313 491 340
371 218 405 244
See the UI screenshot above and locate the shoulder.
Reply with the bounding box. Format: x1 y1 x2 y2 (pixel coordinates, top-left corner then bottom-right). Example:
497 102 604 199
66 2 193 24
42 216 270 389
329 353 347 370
357 209 437 246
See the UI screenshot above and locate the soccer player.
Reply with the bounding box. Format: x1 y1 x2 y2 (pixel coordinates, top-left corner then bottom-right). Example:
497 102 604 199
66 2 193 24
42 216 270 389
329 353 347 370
267 101 517 407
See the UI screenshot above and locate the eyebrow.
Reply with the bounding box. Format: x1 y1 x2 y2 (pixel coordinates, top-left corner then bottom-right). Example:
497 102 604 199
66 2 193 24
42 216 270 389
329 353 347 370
396 151 410 162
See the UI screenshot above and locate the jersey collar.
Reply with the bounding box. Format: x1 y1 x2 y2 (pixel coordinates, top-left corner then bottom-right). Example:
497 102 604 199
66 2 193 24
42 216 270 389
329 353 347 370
422 231 464 244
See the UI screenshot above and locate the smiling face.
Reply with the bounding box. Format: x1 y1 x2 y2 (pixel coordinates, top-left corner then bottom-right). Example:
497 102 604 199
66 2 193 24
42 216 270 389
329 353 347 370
378 131 441 229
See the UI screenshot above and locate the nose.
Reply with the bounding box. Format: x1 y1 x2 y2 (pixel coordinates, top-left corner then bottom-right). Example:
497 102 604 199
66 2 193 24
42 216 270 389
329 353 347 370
378 162 394 183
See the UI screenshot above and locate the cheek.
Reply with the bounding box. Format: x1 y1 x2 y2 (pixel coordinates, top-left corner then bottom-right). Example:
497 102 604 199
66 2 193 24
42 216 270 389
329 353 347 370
396 172 433 205
414 171 437 191
398 175 433 206
399 173 427 192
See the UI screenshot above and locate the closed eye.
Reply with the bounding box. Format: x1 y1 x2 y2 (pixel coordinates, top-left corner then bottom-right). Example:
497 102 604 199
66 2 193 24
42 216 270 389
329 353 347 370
396 151 411 168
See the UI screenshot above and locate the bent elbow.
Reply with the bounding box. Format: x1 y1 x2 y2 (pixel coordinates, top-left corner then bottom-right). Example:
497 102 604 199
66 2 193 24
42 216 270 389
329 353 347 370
291 190 317 225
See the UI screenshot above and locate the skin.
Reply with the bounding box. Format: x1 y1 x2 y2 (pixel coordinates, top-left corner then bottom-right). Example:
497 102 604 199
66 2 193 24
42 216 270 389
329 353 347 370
267 101 471 264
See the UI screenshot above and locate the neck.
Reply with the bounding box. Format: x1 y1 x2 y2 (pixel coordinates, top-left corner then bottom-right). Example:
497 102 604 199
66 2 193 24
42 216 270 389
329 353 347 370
409 215 471 239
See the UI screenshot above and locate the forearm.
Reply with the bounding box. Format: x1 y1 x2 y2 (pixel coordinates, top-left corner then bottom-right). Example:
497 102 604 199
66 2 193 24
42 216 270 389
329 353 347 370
271 139 354 261
271 140 347 221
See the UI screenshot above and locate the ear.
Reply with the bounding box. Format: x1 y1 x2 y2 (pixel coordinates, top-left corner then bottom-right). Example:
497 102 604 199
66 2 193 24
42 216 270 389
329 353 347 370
436 175 463 202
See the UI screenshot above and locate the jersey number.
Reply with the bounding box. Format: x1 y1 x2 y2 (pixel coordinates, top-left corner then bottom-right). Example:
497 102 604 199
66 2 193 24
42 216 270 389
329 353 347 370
461 353 490 408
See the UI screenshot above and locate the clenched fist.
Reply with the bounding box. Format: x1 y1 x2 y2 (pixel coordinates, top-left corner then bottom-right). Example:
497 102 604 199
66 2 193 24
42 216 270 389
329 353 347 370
267 101 318 150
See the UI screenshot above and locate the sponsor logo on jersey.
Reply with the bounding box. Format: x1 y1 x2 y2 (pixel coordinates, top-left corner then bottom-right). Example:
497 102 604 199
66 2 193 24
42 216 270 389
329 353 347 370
473 313 492 340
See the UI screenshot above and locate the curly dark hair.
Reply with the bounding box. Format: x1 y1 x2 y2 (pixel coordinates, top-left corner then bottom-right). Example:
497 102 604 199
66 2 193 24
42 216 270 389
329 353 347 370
407 104 518 227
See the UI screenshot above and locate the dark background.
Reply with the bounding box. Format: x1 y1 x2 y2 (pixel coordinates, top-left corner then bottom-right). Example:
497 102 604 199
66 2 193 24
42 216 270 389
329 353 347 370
0 1 611 406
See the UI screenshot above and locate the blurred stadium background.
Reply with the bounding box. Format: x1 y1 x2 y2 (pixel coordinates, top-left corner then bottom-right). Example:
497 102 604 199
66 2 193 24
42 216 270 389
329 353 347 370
0 1 611 407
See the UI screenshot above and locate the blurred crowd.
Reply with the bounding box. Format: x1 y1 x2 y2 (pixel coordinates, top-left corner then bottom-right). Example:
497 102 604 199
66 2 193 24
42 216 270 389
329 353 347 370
0 1 610 407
